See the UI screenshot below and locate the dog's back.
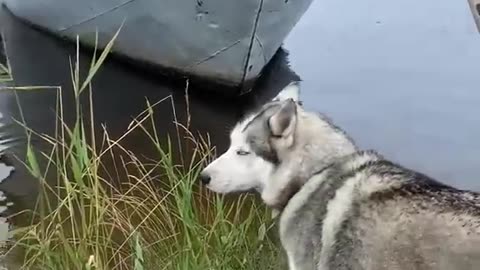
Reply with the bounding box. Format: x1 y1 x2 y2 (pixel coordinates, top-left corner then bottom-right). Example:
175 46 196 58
280 151 480 270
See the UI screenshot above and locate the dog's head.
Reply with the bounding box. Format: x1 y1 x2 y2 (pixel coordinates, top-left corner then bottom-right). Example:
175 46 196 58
199 82 301 193
200 82 356 208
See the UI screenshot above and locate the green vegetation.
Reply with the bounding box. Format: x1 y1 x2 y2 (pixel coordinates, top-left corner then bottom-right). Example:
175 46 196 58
4 31 282 269
0 34 12 83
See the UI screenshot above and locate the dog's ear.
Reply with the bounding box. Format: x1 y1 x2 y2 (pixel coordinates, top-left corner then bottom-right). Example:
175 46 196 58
272 81 300 102
268 99 297 137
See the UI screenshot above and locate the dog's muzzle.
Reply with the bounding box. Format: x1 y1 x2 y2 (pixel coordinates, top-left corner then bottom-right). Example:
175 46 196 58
199 172 211 185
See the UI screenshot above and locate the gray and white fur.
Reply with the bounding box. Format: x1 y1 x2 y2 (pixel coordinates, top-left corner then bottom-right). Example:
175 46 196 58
200 82 480 270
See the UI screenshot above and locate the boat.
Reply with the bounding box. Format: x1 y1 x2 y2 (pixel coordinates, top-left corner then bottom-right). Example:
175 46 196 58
2 0 313 95
469 0 480 32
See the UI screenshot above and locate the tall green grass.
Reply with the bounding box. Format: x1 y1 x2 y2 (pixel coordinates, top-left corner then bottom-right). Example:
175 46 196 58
6 32 282 269
0 33 12 83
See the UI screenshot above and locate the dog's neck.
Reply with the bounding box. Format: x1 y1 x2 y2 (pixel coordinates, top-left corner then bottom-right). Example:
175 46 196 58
267 111 357 212
268 154 348 212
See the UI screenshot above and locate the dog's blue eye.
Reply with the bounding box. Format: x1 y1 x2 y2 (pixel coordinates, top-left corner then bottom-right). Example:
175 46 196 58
236 150 250 156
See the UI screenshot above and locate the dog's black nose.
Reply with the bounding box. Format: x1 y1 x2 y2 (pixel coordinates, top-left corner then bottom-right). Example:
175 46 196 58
199 172 211 185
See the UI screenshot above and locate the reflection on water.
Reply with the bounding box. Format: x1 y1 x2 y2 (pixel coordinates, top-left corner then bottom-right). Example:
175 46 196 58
0 161 14 269
0 5 299 218
0 7 300 268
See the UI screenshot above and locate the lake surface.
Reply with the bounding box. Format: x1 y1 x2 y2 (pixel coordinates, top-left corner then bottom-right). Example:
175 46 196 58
0 0 479 266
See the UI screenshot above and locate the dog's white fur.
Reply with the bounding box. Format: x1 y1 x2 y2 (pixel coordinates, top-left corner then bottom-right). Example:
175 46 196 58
201 82 300 198
202 82 356 208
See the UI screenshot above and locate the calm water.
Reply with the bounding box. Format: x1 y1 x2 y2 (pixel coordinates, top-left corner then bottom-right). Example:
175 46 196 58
0 0 479 265
285 0 480 189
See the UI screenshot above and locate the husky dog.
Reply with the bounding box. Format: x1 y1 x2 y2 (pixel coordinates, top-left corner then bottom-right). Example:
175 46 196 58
199 83 480 270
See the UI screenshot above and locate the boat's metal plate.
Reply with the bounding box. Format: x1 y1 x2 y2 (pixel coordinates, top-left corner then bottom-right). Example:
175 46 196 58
2 0 313 91
469 0 480 32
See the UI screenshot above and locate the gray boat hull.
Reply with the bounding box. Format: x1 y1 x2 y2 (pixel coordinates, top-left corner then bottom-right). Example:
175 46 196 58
2 0 313 93
469 0 480 32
